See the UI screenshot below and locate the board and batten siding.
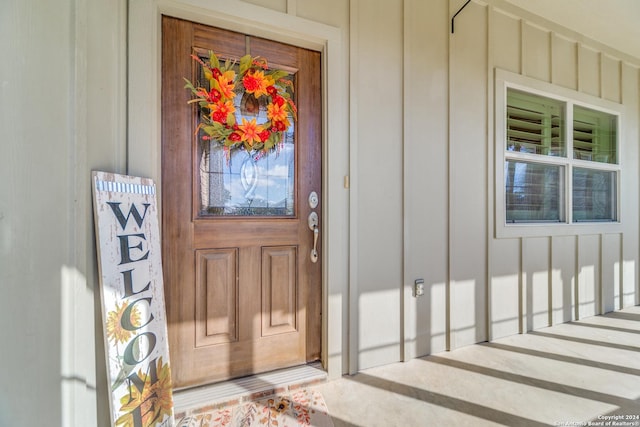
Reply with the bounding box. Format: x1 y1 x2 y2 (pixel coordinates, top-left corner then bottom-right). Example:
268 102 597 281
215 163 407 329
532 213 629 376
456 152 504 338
403 0 640 361
403 0 450 362
127 0 640 375
448 0 490 350
483 4 639 342
350 0 405 371
130 0 640 374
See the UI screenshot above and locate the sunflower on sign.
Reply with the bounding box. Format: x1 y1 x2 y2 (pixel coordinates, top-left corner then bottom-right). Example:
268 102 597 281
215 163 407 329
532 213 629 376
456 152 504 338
184 51 297 159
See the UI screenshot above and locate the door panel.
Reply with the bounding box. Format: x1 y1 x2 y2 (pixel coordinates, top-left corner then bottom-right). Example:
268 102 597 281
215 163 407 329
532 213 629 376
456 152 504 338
161 16 322 389
262 246 298 336
195 248 238 346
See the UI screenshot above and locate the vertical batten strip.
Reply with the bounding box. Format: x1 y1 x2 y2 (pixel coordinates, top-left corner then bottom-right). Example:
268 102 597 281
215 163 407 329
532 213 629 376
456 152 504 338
598 234 603 315
446 0 452 351
574 40 579 91
518 18 524 75
636 67 639 307
486 4 494 341
481 1 490 345
619 59 623 103
518 237 524 333
547 236 553 327
598 51 603 99
286 0 296 16
547 28 552 84
577 43 583 93
574 235 580 320
550 32 556 85
400 0 407 361
619 234 624 310
597 50 602 98
347 0 360 375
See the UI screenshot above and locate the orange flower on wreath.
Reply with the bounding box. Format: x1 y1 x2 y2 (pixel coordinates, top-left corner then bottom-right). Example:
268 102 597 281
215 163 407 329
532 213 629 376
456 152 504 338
214 70 237 99
242 69 275 99
238 118 265 147
209 100 235 124
267 98 290 125
184 51 297 156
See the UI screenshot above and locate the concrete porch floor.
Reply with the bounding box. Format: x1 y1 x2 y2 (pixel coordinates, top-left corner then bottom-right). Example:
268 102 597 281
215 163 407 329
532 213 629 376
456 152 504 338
312 305 640 427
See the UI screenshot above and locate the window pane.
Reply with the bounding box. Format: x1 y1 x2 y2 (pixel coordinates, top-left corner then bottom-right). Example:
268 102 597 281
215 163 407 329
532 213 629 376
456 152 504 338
573 105 617 164
505 160 564 222
199 139 295 216
572 168 617 222
507 89 566 157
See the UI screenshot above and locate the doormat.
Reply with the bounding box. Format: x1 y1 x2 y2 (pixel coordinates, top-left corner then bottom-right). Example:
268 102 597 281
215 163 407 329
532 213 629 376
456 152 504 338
176 388 334 427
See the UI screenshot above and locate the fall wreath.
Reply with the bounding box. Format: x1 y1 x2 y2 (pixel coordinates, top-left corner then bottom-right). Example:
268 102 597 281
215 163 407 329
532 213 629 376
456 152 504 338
184 51 297 158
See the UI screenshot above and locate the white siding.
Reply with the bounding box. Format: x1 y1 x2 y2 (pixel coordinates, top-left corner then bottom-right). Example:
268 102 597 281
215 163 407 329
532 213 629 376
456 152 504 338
601 233 622 313
579 45 601 96
348 0 640 370
352 0 404 370
621 62 640 308
449 0 488 349
403 0 449 360
492 10 521 73
552 35 578 90
523 22 551 82
551 236 577 324
1 0 127 425
481 2 640 342
488 9 522 340
489 239 521 338
602 55 622 103
1 0 73 422
523 237 550 331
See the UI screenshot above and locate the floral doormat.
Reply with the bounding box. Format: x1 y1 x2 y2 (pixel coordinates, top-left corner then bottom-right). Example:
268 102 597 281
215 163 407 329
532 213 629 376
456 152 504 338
176 388 334 427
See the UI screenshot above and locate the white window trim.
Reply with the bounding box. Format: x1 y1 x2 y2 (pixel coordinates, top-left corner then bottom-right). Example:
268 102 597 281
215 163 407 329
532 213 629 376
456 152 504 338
495 69 625 238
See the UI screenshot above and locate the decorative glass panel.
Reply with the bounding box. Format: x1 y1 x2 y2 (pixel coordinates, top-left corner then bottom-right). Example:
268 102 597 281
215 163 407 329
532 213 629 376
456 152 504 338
199 135 295 216
572 167 617 222
196 60 296 217
573 105 617 164
507 89 566 157
505 160 564 223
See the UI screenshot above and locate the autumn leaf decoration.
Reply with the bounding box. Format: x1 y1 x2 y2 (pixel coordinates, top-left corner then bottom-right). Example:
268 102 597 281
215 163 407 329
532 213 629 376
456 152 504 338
184 51 297 159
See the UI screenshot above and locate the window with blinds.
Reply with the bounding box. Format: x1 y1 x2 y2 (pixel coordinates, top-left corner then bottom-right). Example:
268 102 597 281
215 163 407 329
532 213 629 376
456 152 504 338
573 105 617 164
504 88 619 225
507 90 565 157
572 106 618 221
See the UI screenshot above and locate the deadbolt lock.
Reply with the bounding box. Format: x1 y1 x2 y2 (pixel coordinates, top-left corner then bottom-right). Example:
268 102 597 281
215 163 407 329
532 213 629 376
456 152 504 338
308 191 319 209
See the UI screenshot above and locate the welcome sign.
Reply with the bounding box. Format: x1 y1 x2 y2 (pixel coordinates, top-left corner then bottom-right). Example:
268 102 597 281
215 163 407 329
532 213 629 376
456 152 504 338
92 171 174 427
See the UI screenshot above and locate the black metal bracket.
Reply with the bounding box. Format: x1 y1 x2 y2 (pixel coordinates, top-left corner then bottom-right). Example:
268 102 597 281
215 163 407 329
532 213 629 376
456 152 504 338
451 0 472 33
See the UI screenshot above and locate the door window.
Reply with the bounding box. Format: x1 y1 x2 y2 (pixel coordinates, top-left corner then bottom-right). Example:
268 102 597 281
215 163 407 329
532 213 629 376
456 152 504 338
196 60 297 217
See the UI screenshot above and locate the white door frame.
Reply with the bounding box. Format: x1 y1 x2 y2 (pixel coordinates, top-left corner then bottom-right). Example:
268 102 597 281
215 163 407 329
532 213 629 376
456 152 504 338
127 0 349 379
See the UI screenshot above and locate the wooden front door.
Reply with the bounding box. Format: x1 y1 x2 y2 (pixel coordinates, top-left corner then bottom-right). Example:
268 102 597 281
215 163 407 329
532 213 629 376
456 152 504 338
161 16 322 389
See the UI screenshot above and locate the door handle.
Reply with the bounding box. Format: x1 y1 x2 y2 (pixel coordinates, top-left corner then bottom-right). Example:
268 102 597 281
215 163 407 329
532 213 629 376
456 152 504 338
311 224 319 263
308 212 319 263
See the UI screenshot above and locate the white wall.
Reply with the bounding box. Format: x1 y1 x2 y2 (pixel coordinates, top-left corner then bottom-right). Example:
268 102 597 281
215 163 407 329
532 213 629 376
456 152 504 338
350 0 404 371
350 0 640 368
1 1 69 423
483 2 640 341
1 0 126 426
403 0 449 361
